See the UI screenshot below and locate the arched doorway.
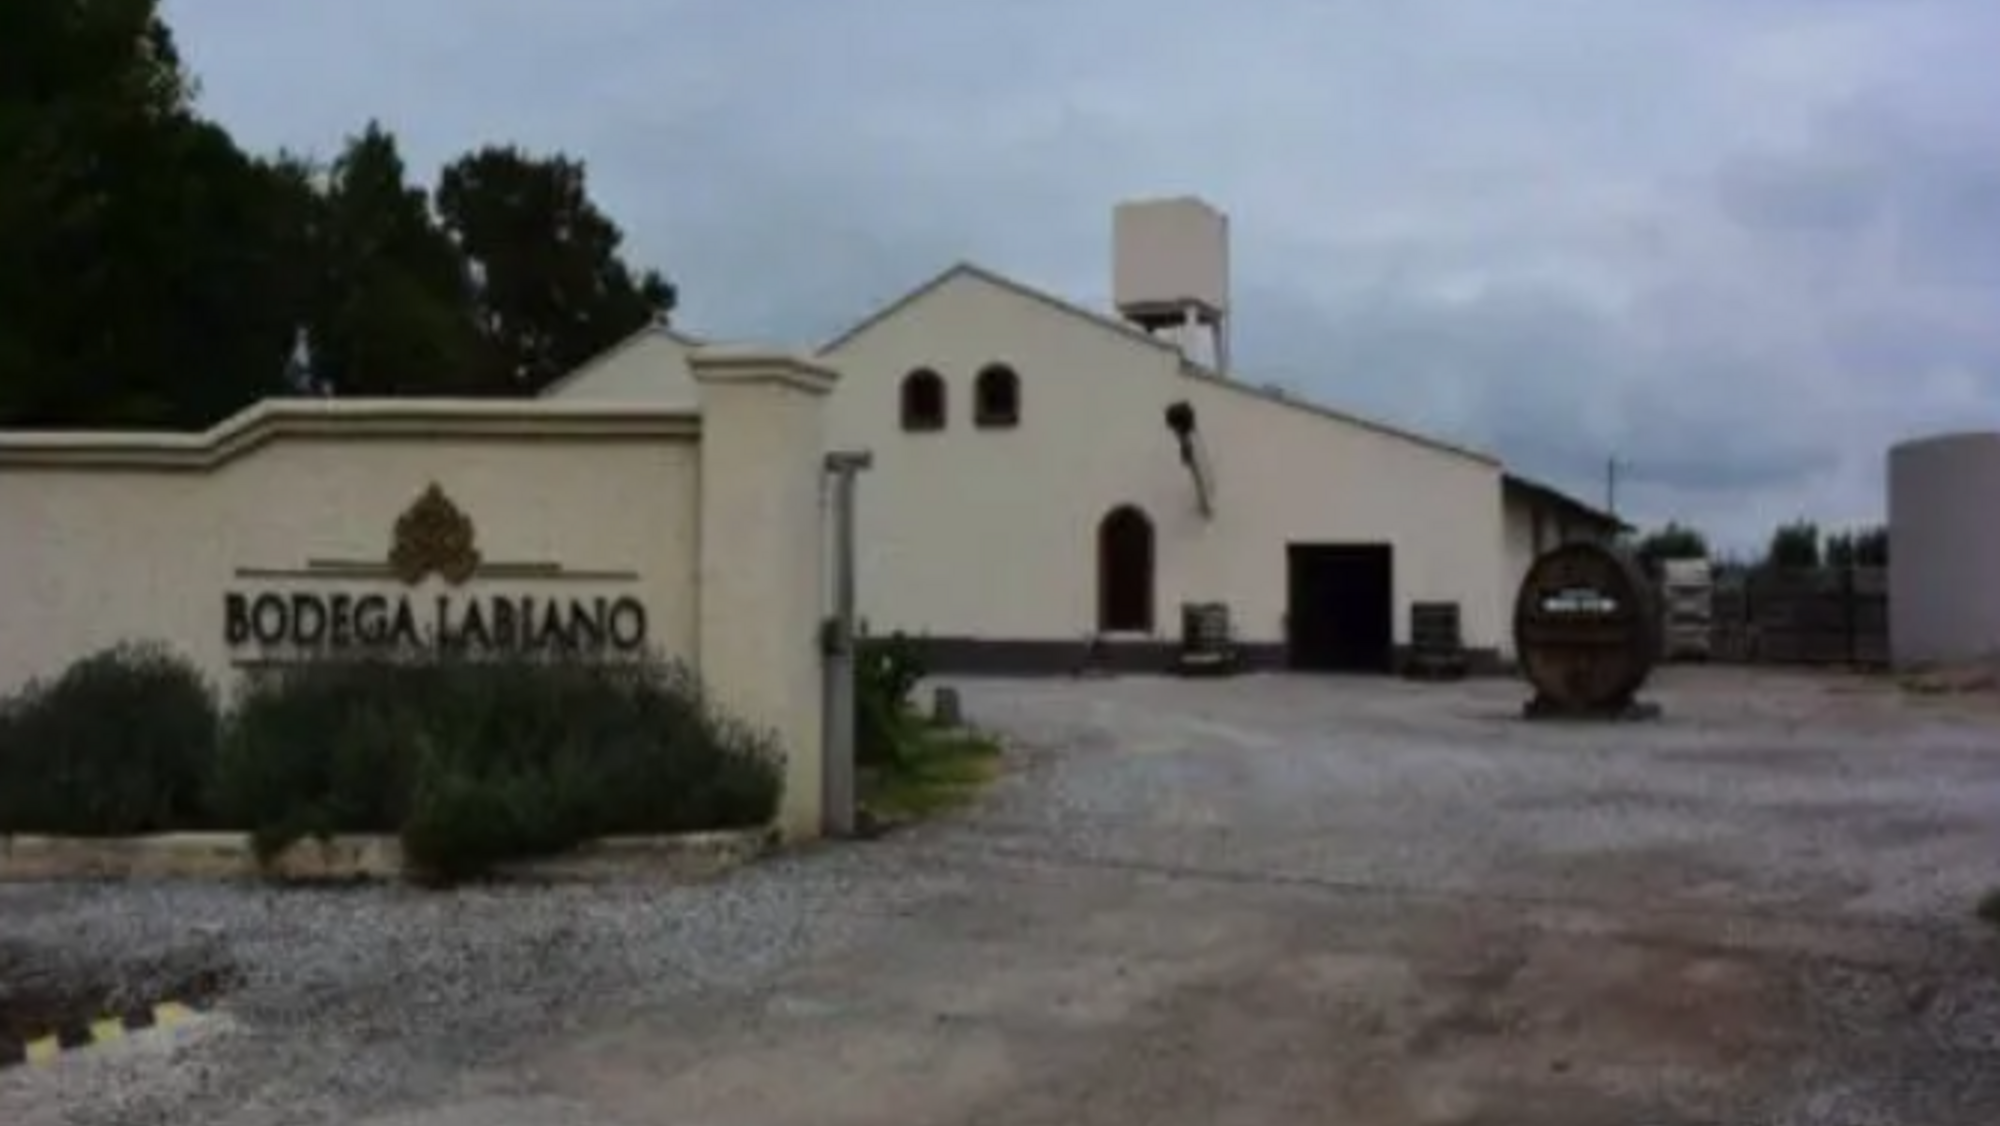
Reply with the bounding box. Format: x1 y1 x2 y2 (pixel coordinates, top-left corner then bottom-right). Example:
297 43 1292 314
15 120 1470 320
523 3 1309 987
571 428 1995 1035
1097 505 1155 633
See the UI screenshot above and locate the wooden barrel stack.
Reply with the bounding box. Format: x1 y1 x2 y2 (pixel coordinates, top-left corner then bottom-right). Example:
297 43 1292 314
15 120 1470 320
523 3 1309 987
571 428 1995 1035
1513 541 1663 720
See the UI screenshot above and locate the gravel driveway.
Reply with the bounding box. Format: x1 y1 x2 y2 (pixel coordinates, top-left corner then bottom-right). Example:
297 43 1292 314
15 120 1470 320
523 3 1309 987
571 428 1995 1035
5 668 2000 1125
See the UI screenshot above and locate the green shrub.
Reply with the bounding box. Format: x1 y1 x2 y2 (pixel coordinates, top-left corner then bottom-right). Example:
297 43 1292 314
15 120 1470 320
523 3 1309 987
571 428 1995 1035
0 643 220 836
213 650 783 879
860 631 926 710
857 632 927 767
400 757 578 885
210 657 427 858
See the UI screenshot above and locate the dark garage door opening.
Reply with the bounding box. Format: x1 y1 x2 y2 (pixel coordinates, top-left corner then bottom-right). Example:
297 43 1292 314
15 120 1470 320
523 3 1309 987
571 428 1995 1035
1286 543 1395 672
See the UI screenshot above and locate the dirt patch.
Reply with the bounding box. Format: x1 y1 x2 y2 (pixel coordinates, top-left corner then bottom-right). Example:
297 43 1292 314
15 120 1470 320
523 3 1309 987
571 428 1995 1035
1902 658 2000 697
0 938 237 1058
1209 893 2000 1126
1356 927 1860 1122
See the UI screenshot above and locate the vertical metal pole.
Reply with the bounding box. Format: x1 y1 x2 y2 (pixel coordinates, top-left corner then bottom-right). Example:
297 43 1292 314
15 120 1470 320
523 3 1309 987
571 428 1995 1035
821 450 871 838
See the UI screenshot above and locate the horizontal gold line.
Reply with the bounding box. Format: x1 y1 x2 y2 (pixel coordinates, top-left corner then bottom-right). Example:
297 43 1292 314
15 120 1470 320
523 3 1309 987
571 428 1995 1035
489 569 640 582
233 566 381 581
230 564 639 583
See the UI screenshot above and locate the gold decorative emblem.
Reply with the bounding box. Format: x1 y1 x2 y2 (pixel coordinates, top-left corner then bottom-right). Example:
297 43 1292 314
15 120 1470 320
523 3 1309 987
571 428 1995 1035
388 483 481 586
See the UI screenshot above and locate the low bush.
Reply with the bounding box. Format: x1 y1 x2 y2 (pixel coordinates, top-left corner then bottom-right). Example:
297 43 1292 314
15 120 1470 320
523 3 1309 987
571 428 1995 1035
0 642 783 883
856 631 927 768
209 656 426 858
215 651 784 878
860 631 926 711
848 633 1006 825
859 725 1003 825
0 643 220 836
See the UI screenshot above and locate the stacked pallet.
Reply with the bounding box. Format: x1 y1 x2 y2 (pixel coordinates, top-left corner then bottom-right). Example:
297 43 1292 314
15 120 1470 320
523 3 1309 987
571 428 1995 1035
1175 601 1240 677
1659 558 1713 662
1403 601 1468 680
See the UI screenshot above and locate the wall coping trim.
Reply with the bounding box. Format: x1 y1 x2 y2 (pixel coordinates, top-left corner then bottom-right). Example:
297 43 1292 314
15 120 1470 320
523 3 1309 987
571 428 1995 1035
689 345 839 395
0 398 702 471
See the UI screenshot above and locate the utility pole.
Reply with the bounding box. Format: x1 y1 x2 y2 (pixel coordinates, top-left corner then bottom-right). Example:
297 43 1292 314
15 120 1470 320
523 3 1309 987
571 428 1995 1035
821 449 873 839
1605 457 1622 517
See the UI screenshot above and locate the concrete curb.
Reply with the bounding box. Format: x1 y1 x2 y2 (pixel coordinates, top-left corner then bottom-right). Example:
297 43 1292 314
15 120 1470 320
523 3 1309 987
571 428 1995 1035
0 827 778 885
0 1001 209 1072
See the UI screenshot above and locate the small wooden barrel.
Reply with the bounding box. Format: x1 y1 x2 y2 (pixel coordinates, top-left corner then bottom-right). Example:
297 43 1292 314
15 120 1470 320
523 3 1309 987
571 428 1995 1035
1513 542 1660 714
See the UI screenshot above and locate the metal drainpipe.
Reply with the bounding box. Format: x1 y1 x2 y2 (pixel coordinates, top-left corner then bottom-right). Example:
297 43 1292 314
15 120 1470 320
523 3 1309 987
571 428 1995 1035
821 450 873 838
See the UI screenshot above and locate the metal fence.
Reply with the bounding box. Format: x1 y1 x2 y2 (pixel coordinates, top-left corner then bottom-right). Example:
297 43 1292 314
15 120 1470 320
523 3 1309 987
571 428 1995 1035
1707 566 1888 667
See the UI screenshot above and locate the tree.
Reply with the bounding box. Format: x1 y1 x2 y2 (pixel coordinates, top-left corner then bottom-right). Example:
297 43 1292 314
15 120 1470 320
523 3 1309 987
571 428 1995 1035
1825 524 1888 569
0 4 681 427
436 146 675 395
0 0 305 429
1765 520 1822 570
1854 524 1889 566
302 122 489 398
1634 521 1709 574
0 0 194 121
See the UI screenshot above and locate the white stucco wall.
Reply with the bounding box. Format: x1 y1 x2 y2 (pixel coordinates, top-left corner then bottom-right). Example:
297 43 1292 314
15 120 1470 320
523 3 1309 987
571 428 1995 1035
0 410 699 694
540 328 701 406
819 269 1510 653
0 351 839 838
1180 376 1506 651
1502 488 1539 635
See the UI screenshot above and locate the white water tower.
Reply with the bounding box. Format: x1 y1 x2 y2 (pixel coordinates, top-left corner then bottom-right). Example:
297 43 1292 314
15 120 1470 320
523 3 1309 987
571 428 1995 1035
1113 197 1231 374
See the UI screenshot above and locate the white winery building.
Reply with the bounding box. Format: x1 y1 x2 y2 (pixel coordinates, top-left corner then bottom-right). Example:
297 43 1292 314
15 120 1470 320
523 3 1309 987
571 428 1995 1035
547 197 1625 673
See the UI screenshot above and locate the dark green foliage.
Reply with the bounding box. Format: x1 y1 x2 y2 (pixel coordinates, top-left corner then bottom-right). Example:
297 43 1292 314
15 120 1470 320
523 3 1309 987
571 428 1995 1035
210 657 425 858
860 631 925 707
1765 520 1823 570
0 643 219 835
399 755 577 886
856 632 927 768
0 0 310 428
0 643 781 884
214 651 782 879
0 1 676 429
436 145 676 395
302 122 490 399
1633 521 1709 574
858 685 914 770
1824 524 1890 569
1855 525 1889 567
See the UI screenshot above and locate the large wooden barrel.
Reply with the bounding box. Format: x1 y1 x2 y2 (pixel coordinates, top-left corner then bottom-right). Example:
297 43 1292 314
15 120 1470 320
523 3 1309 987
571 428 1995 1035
1513 542 1660 713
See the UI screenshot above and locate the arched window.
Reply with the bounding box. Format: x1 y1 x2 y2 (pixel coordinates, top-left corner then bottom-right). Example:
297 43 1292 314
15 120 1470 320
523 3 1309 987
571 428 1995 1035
1097 505 1156 633
973 363 1020 429
899 368 947 431
900 370 944 432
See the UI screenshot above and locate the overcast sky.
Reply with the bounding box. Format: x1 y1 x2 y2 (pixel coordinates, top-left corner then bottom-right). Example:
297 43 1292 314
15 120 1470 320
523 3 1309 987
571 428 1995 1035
161 0 1998 551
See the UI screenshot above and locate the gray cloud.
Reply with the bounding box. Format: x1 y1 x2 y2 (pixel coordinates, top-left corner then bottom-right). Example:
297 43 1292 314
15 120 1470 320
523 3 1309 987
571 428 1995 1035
161 0 2000 550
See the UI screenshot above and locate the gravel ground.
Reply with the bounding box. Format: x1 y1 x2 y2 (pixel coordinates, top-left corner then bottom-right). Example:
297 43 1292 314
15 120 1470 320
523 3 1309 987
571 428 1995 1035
0 850 971 1126
3 666 2000 1125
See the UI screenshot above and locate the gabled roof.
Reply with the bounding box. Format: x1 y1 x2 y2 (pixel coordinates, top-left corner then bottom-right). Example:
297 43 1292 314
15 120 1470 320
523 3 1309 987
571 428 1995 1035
537 321 706 399
1503 472 1631 533
817 260 1499 467
817 261 1184 357
1175 359 1497 466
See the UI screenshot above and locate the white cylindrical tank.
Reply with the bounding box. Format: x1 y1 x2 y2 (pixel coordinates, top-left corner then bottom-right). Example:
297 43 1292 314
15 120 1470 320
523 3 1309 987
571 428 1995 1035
1888 431 2000 666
